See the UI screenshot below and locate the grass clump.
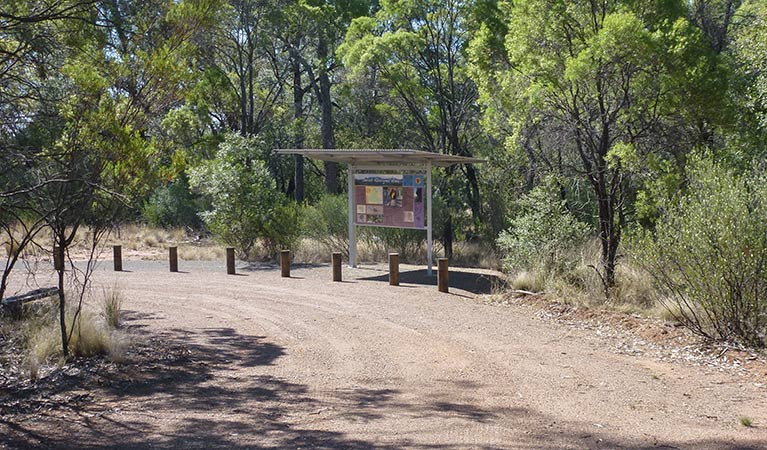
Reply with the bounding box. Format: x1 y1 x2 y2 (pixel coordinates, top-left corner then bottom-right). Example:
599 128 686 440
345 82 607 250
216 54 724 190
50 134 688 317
20 288 130 380
512 271 544 293
102 286 123 328
740 416 753 428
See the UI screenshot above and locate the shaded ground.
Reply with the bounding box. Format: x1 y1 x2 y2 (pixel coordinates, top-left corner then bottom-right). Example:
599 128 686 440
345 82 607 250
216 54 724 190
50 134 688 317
1 261 766 449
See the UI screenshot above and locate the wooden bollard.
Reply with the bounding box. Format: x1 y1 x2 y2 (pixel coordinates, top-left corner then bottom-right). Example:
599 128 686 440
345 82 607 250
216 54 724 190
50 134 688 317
113 245 122 272
332 252 342 282
169 246 178 272
226 247 236 275
53 246 63 271
281 250 290 278
389 253 399 286
438 258 449 293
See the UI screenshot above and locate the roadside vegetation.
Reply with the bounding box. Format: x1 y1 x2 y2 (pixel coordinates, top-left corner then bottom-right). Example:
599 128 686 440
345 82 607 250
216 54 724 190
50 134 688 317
1 0 767 372
1 287 128 383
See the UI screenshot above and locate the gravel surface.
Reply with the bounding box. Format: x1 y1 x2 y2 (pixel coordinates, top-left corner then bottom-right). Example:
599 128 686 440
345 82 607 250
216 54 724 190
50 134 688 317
2 259 766 449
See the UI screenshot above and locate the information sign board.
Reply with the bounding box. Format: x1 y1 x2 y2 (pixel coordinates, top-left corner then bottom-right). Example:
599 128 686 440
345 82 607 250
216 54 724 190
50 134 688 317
353 173 425 229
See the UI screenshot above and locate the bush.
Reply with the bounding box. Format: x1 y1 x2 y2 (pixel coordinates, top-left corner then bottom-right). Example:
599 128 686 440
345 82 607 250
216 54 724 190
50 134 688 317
497 177 589 276
142 175 204 229
634 156 767 348
302 194 349 256
363 227 426 262
188 133 302 259
262 202 303 255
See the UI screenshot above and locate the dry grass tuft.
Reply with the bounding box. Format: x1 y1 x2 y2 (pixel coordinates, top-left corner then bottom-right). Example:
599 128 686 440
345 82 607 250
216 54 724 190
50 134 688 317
450 241 502 270
102 286 123 328
21 294 130 378
739 416 753 427
512 271 545 293
178 245 225 261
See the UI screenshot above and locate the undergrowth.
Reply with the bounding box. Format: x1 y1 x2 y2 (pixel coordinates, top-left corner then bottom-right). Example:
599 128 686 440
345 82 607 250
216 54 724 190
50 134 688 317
2 287 131 382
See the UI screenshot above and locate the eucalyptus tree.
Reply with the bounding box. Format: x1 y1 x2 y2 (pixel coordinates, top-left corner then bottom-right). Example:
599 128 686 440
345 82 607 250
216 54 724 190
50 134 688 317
732 0 767 139
291 0 370 194
340 0 484 257
470 0 724 291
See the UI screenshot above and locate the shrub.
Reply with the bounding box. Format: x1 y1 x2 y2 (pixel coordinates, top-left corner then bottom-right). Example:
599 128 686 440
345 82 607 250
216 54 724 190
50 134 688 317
364 227 426 262
262 201 303 255
189 133 302 259
634 156 767 348
302 194 349 256
142 175 204 229
497 177 589 276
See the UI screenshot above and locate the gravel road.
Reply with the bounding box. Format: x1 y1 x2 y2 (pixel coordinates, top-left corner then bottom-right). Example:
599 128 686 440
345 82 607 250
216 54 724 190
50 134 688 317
3 259 766 449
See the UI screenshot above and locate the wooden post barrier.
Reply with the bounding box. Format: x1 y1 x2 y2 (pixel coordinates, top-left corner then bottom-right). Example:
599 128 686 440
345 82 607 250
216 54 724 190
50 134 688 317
226 247 236 275
53 246 63 271
332 252 342 282
438 258 449 293
113 245 122 272
169 246 178 273
389 253 400 286
281 250 290 278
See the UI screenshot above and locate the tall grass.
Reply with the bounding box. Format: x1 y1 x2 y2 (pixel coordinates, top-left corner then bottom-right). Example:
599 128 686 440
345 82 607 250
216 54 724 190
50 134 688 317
102 285 123 328
20 288 131 380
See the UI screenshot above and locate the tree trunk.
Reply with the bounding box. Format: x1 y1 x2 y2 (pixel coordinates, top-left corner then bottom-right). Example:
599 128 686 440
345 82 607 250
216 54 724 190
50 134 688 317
292 49 304 203
239 58 248 137
464 163 481 225
443 214 453 260
56 241 68 357
317 36 338 195
594 160 619 291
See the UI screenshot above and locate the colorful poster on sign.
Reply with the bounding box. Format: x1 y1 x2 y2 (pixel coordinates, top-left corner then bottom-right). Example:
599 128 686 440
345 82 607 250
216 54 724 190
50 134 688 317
365 186 383 204
354 173 425 229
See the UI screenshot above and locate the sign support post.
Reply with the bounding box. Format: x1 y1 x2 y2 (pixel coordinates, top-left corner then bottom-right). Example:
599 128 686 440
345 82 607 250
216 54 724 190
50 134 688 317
348 164 357 268
427 161 433 276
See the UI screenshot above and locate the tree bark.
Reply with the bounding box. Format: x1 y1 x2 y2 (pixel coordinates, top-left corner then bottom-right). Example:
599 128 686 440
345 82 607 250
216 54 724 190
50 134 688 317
317 36 338 194
291 48 304 203
443 214 453 260
463 163 481 224
55 238 68 357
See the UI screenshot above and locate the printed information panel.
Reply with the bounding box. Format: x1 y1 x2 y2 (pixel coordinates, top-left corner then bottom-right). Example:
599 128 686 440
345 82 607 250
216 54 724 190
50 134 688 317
354 173 425 229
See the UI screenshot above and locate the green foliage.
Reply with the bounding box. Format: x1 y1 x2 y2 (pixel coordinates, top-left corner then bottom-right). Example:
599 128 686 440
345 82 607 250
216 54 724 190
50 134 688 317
189 133 302 258
732 0 767 132
470 0 729 288
497 178 589 275
633 155 767 347
263 201 304 255
302 195 349 256
143 176 205 229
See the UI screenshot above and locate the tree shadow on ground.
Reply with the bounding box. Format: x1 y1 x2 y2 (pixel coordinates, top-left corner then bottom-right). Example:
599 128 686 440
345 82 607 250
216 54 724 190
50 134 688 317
1 316 763 450
357 268 506 295
240 262 324 272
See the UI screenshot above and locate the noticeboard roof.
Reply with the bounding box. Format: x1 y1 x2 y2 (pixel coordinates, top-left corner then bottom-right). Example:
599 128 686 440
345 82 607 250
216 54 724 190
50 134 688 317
273 149 484 167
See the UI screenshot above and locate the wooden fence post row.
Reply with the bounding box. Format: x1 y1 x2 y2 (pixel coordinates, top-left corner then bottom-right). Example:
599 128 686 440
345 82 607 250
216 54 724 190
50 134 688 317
107 245 450 292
